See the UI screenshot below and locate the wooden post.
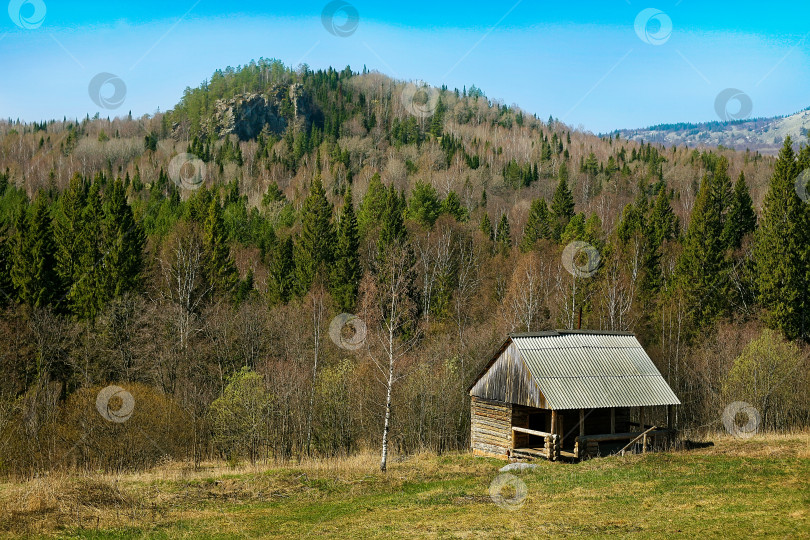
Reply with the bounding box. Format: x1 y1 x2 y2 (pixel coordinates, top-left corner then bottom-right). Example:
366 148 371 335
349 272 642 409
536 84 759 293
550 410 558 461
642 432 647 453
579 409 585 437
610 408 615 434
511 426 516 453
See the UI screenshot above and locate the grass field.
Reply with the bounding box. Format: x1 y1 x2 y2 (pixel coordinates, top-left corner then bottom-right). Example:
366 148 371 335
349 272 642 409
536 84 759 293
1 433 808 539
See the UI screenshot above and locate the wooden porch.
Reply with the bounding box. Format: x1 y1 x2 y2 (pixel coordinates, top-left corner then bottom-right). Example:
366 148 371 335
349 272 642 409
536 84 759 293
509 406 677 461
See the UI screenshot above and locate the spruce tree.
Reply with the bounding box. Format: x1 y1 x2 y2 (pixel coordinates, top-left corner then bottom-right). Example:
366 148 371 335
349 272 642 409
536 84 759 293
69 181 105 320
675 159 732 330
331 186 362 311
551 172 574 241
722 172 757 250
294 176 335 295
378 185 406 252
480 212 493 240
357 173 386 239
440 191 468 222
641 187 678 296
496 214 511 252
54 172 87 292
0 223 13 306
406 181 441 228
268 237 295 305
754 137 807 339
520 198 551 252
102 178 146 297
12 193 59 308
204 196 238 297
649 186 678 247
560 213 586 243
429 97 445 138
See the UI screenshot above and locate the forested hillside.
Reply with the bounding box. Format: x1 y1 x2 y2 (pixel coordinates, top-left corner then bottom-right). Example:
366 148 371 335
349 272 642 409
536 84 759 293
0 59 809 476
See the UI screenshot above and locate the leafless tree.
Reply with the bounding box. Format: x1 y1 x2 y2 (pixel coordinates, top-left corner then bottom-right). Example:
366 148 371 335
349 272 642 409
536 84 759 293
361 240 420 472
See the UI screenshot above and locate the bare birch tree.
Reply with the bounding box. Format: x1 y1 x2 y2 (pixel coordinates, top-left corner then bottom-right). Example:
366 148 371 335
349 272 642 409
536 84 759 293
361 240 419 472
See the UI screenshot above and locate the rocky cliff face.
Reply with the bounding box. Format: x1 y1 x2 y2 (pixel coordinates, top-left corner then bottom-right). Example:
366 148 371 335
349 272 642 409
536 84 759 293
204 83 314 141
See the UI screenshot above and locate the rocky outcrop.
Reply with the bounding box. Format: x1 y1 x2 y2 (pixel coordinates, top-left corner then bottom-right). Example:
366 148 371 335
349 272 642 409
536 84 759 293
204 84 314 141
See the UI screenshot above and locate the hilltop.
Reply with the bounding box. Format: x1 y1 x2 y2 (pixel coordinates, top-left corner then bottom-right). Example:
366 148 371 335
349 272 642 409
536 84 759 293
614 107 810 155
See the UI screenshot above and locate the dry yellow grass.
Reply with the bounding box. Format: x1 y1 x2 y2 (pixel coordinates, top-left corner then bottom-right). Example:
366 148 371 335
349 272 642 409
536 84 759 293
0 432 807 538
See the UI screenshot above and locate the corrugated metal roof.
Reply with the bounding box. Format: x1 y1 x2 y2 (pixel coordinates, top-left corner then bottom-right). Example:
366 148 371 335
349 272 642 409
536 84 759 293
504 331 680 409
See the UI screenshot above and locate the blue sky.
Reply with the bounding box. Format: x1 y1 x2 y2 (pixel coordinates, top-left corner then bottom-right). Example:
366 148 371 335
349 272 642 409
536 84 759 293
1 0 808 132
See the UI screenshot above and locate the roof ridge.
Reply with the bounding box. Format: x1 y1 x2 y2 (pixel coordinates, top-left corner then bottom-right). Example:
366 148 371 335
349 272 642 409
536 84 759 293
509 330 636 337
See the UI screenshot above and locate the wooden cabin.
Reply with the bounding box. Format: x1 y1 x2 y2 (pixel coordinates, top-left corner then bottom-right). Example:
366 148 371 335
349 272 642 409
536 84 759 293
468 331 680 461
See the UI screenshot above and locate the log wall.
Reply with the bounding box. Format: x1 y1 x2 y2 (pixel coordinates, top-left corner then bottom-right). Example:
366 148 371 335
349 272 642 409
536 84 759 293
470 397 513 459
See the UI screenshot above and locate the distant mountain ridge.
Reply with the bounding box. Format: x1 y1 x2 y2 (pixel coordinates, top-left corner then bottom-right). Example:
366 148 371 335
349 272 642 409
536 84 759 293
613 107 810 155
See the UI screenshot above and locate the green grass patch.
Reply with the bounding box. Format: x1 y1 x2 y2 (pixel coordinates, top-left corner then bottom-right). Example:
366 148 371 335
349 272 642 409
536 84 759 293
1 436 808 539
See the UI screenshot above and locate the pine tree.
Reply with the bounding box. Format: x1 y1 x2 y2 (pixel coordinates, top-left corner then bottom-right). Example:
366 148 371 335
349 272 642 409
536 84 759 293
294 176 335 295
722 172 757 250
204 196 238 297
754 137 807 340
551 171 574 241
520 198 551 251
331 185 362 312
